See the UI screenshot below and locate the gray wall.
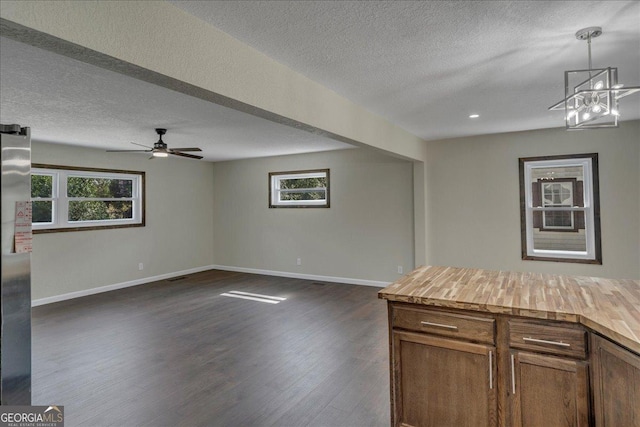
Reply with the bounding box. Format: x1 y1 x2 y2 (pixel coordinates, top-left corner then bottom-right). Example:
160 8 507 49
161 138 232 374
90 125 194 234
424 120 640 279
212 148 415 284
30 119 639 303
31 141 215 300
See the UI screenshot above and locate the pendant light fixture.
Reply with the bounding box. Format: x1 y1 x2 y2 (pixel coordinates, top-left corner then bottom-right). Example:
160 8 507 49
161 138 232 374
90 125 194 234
548 27 640 130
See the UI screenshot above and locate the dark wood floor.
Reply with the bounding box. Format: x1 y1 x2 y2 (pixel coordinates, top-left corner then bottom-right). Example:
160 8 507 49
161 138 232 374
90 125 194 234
32 270 390 426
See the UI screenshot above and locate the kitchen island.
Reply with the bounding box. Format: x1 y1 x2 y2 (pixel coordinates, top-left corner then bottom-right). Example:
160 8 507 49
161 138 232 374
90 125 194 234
378 265 640 427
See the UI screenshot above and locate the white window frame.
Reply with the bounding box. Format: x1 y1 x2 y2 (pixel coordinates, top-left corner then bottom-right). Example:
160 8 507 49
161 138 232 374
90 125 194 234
30 170 58 227
269 169 329 208
520 154 601 263
31 165 145 232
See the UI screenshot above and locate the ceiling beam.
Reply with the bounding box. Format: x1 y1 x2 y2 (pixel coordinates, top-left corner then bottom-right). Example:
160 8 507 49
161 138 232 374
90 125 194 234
0 0 426 161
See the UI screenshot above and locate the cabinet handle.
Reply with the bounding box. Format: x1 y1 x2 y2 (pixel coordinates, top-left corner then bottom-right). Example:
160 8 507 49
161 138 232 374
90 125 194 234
511 354 516 395
523 337 570 347
488 350 493 390
420 321 458 330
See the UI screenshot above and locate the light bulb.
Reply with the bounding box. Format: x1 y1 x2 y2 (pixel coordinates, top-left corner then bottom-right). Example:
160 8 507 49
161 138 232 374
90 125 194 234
583 112 590 120
592 105 601 113
153 151 169 158
611 109 620 116
594 81 604 90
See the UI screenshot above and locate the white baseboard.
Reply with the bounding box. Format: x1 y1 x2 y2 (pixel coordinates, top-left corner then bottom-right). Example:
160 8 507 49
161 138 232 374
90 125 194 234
31 265 217 307
32 265 389 307
211 264 390 288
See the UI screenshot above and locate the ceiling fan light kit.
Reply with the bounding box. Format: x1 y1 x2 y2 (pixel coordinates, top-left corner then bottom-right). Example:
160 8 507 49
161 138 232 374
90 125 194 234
549 27 640 130
151 128 170 157
107 128 203 159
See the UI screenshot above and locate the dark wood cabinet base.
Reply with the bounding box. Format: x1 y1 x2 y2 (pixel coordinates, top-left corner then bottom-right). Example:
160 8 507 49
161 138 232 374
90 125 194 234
386 302 639 427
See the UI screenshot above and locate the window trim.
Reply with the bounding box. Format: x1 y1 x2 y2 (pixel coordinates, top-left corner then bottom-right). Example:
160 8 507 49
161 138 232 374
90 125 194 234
31 164 145 233
269 169 330 208
519 153 601 264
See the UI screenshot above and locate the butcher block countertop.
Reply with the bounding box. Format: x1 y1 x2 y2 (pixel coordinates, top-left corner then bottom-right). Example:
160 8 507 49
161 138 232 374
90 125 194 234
378 265 640 354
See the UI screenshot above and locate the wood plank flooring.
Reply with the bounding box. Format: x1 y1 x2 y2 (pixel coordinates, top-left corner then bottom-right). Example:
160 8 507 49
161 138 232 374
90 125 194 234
31 270 390 427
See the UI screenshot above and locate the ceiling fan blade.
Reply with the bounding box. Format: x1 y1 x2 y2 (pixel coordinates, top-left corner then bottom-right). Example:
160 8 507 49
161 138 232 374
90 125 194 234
170 151 203 160
131 141 153 149
106 149 152 153
170 147 202 152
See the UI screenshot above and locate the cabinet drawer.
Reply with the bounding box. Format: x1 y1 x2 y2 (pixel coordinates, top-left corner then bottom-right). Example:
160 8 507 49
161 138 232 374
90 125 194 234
509 319 587 359
392 305 495 344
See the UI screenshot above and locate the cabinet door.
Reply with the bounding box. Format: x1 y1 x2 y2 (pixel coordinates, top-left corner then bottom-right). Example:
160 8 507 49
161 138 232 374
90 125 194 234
392 330 497 427
510 351 590 427
591 334 640 427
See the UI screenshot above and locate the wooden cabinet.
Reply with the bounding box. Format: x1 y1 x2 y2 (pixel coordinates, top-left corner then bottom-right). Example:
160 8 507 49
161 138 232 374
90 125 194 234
507 318 590 427
381 266 640 427
392 330 497 427
388 303 595 427
590 334 640 427
389 304 497 427
510 351 590 427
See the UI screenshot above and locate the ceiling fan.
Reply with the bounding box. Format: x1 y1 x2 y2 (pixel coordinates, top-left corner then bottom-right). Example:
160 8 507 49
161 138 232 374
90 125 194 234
107 128 203 159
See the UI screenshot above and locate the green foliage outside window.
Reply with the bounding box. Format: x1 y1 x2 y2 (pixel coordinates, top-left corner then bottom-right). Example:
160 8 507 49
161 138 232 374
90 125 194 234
31 174 134 223
31 165 144 232
279 177 326 201
32 201 53 223
31 174 52 198
68 201 132 221
31 174 53 223
67 177 132 198
67 177 133 221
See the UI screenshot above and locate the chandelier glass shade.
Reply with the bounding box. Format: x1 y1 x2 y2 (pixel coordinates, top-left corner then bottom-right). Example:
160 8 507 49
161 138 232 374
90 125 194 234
549 27 640 130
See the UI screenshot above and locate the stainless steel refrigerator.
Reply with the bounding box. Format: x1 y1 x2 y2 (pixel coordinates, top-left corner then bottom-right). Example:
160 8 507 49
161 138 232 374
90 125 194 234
1 123 32 405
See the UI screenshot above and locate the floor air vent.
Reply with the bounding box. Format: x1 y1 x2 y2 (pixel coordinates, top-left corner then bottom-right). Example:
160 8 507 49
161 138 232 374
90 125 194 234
167 276 187 282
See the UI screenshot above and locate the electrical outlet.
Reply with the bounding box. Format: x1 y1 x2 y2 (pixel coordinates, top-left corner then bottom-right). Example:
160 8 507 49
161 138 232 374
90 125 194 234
397 265 403 274
138 263 144 271
296 258 302 266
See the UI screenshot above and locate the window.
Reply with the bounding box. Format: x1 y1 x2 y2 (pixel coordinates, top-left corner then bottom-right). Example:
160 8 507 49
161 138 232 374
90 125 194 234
540 180 577 230
31 164 145 233
519 154 601 263
269 169 329 208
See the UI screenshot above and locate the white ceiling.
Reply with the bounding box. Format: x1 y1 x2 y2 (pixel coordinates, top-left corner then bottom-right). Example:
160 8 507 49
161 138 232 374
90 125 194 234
1 1 639 162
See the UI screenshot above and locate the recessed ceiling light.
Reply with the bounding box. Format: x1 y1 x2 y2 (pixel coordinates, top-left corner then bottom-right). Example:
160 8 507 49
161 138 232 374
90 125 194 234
469 114 480 118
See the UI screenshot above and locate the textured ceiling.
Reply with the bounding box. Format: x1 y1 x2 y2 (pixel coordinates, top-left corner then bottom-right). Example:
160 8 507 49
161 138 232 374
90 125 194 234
171 0 640 140
0 36 353 162
1 1 639 162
